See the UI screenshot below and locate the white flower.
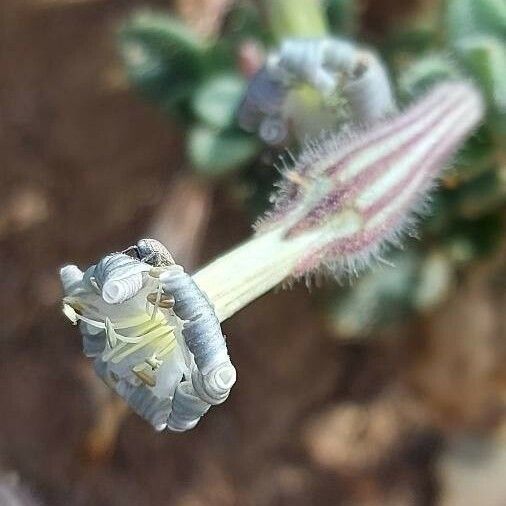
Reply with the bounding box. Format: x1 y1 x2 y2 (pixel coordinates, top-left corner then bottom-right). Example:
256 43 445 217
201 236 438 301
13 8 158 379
61 246 235 432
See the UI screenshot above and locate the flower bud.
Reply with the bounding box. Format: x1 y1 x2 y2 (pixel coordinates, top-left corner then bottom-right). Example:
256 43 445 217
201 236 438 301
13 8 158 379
257 81 485 278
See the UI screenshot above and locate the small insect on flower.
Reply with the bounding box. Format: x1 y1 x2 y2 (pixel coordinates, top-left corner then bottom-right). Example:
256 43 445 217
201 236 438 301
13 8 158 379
60 240 236 432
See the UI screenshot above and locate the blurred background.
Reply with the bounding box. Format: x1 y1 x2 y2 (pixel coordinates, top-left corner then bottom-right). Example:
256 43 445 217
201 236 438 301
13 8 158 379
0 0 505 504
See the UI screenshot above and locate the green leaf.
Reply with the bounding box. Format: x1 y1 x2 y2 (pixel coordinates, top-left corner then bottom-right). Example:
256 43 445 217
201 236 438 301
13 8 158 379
448 126 495 183
413 251 452 311
455 35 506 114
222 1 271 45
398 53 461 100
324 0 358 36
192 74 246 129
450 169 506 218
326 252 419 338
188 127 260 175
446 0 506 44
119 11 206 114
473 0 506 38
443 213 503 263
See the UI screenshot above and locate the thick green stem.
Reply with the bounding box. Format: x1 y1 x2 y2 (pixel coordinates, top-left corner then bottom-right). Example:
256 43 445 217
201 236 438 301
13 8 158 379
192 228 314 322
261 0 328 41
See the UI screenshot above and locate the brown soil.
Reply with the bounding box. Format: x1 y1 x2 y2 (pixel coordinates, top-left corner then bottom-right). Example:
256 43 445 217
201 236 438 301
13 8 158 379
0 1 504 505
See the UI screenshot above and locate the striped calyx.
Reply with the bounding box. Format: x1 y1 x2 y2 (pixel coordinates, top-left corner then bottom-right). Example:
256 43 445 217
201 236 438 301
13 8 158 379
257 81 485 278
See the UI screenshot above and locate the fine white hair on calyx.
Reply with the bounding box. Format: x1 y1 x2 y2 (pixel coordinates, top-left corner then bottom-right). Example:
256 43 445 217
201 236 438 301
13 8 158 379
256 81 485 284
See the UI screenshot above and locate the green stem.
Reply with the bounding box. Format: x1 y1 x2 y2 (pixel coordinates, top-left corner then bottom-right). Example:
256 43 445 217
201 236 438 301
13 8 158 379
261 0 328 41
192 227 315 322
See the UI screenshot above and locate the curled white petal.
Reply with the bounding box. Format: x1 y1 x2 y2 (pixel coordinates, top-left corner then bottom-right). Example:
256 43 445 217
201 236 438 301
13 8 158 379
166 381 210 432
60 240 236 433
93 253 150 304
191 361 237 405
342 51 397 122
60 265 83 294
259 116 288 145
160 265 236 404
102 274 144 304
